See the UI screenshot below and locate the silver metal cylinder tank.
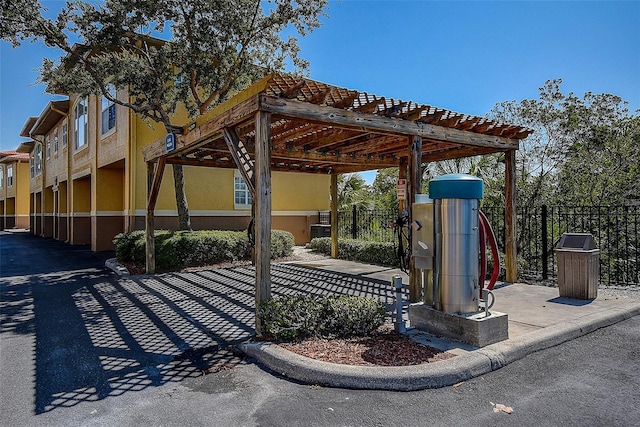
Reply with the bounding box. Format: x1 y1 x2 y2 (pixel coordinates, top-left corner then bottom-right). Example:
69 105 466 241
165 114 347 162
433 198 480 314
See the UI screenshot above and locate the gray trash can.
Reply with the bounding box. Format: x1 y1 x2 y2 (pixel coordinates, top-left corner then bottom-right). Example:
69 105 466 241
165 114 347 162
555 233 599 299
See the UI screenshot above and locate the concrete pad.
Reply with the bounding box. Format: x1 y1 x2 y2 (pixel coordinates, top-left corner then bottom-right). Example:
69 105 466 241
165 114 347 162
507 321 543 338
409 303 509 347
491 283 640 329
405 328 477 356
287 259 409 284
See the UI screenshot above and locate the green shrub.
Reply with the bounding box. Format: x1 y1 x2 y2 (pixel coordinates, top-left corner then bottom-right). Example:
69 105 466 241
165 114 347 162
309 237 397 266
259 294 387 342
318 296 387 338
308 236 331 253
259 295 326 341
271 230 295 258
113 230 146 263
113 229 294 271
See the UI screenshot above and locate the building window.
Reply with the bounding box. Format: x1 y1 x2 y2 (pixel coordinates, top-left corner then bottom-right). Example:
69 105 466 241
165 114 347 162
234 171 252 208
35 143 42 176
101 84 116 135
53 127 59 154
0 166 3 188
62 123 67 147
46 135 51 159
74 97 88 149
30 156 34 178
7 165 13 187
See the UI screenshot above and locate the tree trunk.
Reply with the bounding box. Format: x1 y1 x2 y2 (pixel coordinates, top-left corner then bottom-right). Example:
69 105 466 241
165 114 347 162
172 164 191 230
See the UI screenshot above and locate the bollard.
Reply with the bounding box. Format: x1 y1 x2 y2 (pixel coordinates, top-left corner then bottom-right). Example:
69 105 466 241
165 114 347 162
393 275 406 333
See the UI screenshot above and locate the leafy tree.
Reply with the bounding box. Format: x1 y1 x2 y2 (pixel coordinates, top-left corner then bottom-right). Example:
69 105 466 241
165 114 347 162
424 155 505 205
370 167 398 212
336 173 370 211
1 0 328 229
489 79 569 207
557 113 640 205
489 79 639 207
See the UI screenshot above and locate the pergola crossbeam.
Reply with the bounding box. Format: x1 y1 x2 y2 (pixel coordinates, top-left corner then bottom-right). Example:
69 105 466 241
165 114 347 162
259 95 519 152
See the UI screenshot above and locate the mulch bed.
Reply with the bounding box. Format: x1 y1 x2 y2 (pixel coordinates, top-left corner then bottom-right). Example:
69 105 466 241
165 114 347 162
278 327 456 366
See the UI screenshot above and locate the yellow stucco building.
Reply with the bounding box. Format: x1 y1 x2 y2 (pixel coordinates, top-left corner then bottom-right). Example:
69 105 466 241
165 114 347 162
19 88 329 251
0 150 31 229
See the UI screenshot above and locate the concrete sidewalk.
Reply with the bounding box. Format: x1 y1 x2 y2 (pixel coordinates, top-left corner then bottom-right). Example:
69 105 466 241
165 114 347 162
241 258 640 390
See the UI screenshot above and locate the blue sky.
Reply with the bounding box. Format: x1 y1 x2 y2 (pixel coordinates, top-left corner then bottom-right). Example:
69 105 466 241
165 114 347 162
1 1 639 184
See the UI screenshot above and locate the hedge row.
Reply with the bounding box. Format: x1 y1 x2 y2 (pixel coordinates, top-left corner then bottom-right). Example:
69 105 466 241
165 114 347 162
308 237 398 267
114 229 294 271
259 294 387 342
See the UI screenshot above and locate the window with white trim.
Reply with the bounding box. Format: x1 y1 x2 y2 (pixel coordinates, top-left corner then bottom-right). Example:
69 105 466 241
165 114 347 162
7 165 13 187
34 143 42 176
234 170 252 208
74 97 88 149
0 166 3 188
101 84 116 135
62 123 67 147
46 135 51 159
53 127 59 154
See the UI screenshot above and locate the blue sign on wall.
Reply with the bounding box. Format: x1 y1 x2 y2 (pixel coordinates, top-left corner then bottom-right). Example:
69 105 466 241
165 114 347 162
165 133 176 152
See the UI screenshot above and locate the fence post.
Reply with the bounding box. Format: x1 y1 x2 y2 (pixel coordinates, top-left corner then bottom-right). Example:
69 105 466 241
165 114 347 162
542 204 548 280
351 204 357 239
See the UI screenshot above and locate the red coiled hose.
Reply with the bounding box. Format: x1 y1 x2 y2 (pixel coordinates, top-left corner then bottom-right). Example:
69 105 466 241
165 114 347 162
479 209 500 292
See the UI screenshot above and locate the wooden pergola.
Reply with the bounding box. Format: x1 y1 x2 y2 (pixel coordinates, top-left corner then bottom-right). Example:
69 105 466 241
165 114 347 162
143 73 532 334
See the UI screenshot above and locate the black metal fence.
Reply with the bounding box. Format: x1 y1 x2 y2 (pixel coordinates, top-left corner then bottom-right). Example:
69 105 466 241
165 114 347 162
482 204 640 286
323 204 640 286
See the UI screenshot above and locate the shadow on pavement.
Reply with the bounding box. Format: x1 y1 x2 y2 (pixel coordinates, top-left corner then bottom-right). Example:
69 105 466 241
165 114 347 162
546 296 594 306
1 232 400 414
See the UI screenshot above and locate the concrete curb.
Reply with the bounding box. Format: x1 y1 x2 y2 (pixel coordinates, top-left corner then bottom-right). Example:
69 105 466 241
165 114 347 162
239 302 640 390
105 258 130 276
239 341 493 391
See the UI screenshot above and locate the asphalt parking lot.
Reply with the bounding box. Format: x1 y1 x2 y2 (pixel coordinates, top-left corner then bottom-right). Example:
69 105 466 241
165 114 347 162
0 230 400 417
3 229 640 426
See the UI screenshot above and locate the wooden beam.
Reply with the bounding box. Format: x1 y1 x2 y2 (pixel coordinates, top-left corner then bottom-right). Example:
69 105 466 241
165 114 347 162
340 134 401 155
222 127 255 197
276 127 365 152
408 136 422 303
143 94 259 162
330 164 386 174
353 96 384 114
330 173 339 259
147 158 166 210
270 147 397 168
280 78 306 99
145 159 165 275
260 95 519 151
254 110 272 337
420 145 497 163
505 149 517 283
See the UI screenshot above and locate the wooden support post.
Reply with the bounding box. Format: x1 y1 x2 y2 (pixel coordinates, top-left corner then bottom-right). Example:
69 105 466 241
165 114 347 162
330 174 339 259
146 163 156 274
254 111 272 336
505 149 518 283
408 136 422 303
146 158 166 274
398 158 407 213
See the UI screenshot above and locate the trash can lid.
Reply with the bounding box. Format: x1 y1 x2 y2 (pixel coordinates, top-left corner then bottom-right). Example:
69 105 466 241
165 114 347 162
428 174 484 199
555 233 598 250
